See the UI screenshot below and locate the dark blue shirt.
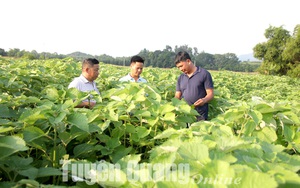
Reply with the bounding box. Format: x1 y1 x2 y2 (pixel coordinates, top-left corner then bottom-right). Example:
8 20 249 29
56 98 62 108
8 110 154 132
176 67 214 119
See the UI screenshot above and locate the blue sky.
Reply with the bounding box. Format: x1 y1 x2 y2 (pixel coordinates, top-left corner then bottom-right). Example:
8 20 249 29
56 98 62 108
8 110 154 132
1 0 299 57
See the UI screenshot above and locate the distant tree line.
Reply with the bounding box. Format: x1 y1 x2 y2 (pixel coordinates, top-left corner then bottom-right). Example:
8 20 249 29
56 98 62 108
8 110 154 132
0 46 260 72
0 48 66 59
94 45 260 72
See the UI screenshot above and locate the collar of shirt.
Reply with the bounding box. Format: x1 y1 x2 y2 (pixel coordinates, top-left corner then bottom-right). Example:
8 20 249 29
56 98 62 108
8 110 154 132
184 66 201 78
79 74 99 94
80 74 92 83
128 73 144 82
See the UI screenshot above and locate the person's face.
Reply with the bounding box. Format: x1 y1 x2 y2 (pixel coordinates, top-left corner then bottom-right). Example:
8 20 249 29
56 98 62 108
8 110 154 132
130 62 144 77
86 64 99 81
176 59 191 74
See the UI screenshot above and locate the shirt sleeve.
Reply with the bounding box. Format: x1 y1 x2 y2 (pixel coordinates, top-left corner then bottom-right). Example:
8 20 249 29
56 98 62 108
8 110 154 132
68 79 79 89
176 76 181 91
204 71 214 89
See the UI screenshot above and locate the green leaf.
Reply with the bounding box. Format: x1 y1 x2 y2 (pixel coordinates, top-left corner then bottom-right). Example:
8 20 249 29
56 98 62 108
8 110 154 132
16 179 40 187
3 156 33 169
177 104 192 114
216 136 248 152
248 110 262 125
147 117 159 126
44 87 59 101
178 138 209 162
133 88 146 102
66 87 88 100
276 152 300 172
18 167 38 179
156 178 198 188
283 126 295 142
98 120 111 132
260 141 285 153
73 143 94 157
108 109 118 121
154 128 178 139
255 126 278 143
23 96 40 104
136 126 150 138
0 126 14 133
93 165 127 187
234 168 278 188
7 76 17 87
254 103 277 113
87 109 101 123
37 167 62 177
59 132 74 146
162 112 176 121
0 105 16 118
19 109 46 124
243 120 256 136
125 124 136 133
134 110 151 118
53 112 67 124
176 116 195 123
67 112 89 132
278 111 300 125
212 125 234 137
159 103 175 115
117 154 141 170
224 109 244 122
262 113 277 127
23 126 45 142
111 95 122 101
107 137 121 149
150 150 177 165
0 136 28 160
111 145 132 163
197 160 236 186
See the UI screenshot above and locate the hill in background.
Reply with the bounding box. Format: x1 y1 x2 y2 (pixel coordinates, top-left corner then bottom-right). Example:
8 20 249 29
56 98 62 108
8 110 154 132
67 51 95 61
238 53 260 62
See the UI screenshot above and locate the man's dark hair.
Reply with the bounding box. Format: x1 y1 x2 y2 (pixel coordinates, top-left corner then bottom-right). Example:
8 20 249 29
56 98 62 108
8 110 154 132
82 58 99 68
174 51 191 65
130 55 144 64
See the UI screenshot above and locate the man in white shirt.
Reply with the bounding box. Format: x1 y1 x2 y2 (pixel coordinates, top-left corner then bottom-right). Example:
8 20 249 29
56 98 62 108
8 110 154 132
119 55 147 83
68 58 100 108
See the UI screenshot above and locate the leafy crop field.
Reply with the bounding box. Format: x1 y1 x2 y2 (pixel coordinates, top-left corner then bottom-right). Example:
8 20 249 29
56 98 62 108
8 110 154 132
0 57 300 187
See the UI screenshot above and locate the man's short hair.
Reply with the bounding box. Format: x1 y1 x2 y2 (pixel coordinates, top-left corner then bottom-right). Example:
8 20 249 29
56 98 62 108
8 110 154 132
82 58 99 68
174 51 191 65
130 55 144 64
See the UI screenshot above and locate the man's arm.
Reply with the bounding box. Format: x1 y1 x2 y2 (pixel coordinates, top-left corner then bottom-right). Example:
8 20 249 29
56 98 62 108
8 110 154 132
75 101 96 109
175 91 182 99
194 88 214 107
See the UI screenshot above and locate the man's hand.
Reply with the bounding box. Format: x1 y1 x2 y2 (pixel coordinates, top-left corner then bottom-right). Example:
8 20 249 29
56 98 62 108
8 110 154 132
194 98 206 107
76 101 96 109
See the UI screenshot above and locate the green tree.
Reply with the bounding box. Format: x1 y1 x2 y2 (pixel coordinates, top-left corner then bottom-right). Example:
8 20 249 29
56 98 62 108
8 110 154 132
282 25 300 77
214 53 240 71
97 54 115 65
0 48 7 56
22 52 36 60
7 48 21 57
253 25 291 75
174 45 193 56
195 52 215 69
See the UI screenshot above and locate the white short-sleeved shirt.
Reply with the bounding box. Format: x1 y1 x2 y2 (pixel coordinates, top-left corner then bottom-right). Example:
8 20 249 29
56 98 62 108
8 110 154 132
68 74 100 102
119 74 147 83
